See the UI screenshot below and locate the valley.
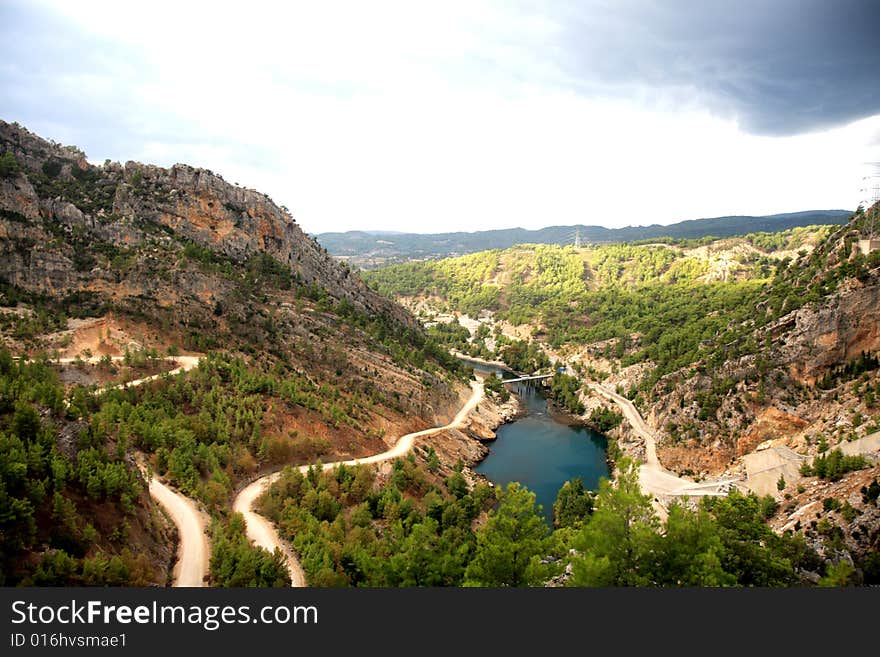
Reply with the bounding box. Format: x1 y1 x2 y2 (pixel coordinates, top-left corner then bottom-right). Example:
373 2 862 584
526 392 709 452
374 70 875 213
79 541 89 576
2 119 878 588
364 211 880 581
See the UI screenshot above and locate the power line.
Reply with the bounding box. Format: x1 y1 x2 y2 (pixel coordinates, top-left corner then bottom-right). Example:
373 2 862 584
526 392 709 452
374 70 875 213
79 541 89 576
859 162 880 238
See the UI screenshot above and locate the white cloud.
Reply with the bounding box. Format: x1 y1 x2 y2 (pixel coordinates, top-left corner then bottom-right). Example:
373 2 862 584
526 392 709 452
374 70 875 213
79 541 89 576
8 0 878 234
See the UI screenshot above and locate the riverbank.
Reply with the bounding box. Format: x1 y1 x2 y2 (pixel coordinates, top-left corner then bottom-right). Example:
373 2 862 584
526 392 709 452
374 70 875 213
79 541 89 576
452 356 611 514
449 350 511 371
544 393 588 427
535 380 622 479
473 377 610 522
423 384 524 482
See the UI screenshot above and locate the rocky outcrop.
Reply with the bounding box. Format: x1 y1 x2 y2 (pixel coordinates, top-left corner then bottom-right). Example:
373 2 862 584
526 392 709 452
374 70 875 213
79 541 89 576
736 406 809 457
469 393 523 440
0 173 41 221
777 278 880 384
0 119 414 328
636 269 880 478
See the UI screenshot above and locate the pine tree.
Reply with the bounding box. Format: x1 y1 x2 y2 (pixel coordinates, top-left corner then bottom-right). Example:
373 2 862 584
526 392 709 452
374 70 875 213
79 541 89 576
568 457 659 586
464 482 549 586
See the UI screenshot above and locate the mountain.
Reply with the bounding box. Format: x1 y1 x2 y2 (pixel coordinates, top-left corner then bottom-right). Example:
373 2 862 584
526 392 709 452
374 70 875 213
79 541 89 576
638 209 880 573
365 211 880 579
316 210 852 268
0 123 410 329
364 225 832 337
0 120 469 585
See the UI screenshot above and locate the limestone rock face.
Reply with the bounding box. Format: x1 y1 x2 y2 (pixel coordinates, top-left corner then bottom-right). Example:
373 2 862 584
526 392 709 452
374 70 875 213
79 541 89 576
0 174 41 220
42 198 91 230
0 246 75 294
778 279 880 384
0 119 414 328
630 221 880 479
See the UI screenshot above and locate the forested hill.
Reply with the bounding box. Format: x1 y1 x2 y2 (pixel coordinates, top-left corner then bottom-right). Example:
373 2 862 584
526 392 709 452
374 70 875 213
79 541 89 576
365 224 832 340
0 120 468 586
317 210 850 268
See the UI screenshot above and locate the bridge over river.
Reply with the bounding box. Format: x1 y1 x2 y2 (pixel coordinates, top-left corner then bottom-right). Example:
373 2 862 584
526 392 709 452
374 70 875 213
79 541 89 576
501 373 555 384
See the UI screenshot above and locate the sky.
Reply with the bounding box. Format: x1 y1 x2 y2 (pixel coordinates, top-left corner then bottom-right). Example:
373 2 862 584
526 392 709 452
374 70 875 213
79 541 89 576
1 0 879 235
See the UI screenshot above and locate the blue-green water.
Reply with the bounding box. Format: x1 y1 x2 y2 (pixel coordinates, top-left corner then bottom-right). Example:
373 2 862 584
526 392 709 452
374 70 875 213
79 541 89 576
462 358 609 524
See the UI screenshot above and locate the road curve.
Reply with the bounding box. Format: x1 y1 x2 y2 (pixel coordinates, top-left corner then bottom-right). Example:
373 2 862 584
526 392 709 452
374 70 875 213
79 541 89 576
234 380 485 587
587 383 738 507
145 471 209 587
48 354 209 587
128 358 208 586
233 473 307 587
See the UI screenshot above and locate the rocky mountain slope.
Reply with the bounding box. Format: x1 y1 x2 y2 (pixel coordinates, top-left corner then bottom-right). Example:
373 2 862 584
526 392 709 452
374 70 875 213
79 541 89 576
642 210 880 474
0 120 412 328
364 206 880 581
0 120 468 585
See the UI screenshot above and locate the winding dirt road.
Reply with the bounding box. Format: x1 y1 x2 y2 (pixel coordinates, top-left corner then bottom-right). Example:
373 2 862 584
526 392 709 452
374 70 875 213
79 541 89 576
144 471 209 587
54 355 202 390
48 354 209 587
234 380 485 587
588 383 739 515
233 473 307 587
125 357 208 586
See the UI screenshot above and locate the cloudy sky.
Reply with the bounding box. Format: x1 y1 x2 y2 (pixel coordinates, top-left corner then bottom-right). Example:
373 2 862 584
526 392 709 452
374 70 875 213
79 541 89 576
2 0 879 235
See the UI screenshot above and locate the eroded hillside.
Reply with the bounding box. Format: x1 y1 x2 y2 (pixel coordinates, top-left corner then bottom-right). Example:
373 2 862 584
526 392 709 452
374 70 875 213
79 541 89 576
0 120 469 585
364 209 880 579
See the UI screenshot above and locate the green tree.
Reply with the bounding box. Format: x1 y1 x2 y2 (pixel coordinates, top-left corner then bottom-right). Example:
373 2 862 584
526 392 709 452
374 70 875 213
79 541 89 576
209 514 291 587
0 152 20 178
552 478 595 529
390 518 444 586
655 504 734 586
568 458 658 586
464 482 549 586
819 561 857 587
701 491 801 586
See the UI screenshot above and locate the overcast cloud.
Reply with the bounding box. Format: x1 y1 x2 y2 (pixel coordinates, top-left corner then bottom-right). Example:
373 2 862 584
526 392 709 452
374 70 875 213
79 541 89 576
553 0 880 135
1 0 878 234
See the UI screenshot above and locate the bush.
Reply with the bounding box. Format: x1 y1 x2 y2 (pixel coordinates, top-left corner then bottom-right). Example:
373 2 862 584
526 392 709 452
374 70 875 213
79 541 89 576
41 159 62 178
801 449 869 481
588 405 623 432
483 373 510 402
549 373 585 415
822 497 840 512
0 152 20 178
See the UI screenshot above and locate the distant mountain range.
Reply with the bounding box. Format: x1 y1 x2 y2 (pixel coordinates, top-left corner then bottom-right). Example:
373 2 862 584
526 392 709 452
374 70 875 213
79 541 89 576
316 210 852 267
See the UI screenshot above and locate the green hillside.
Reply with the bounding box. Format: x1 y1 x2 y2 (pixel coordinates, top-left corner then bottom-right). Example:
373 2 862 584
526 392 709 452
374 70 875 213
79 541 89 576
319 211 850 267
365 225 835 381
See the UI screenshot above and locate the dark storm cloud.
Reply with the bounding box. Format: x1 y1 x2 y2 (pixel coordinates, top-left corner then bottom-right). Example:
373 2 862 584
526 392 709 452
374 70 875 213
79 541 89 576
2 0 878 146
545 0 880 135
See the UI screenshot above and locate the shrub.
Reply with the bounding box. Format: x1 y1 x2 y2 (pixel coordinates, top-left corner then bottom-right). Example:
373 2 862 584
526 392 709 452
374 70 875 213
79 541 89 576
41 159 63 178
0 152 21 178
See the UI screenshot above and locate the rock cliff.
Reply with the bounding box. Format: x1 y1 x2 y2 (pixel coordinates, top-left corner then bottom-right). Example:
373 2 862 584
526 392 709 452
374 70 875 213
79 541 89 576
621 209 880 481
777 278 880 384
0 119 413 328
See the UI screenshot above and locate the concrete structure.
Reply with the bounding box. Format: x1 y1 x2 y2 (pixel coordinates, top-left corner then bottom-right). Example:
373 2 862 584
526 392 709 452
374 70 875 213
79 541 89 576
742 445 807 497
501 373 554 383
840 431 880 462
854 238 880 256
